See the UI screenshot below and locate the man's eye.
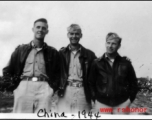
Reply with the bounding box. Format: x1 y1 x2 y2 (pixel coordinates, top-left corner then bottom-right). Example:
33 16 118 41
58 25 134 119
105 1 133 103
42 27 46 30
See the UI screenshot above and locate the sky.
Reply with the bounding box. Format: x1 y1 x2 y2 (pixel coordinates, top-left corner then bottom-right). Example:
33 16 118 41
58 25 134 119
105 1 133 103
0 1 152 78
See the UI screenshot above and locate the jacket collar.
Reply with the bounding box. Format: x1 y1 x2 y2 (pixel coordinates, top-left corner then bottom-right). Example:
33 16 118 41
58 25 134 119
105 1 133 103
64 44 87 58
99 52 121 61
27 41 48 50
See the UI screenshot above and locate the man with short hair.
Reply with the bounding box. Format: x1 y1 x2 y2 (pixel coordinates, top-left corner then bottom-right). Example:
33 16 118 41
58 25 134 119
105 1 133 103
57 24 96 113
2 18 60 113
88 32 138 114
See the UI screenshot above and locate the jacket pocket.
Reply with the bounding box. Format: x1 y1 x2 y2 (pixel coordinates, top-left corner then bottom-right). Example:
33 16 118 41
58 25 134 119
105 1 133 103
96 76 108 95
38 59 46 72
118 63 128 77
23 59 33 73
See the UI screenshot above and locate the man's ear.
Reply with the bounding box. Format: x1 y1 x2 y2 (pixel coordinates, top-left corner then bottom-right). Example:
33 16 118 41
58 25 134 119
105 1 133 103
67 33 69 38
118 44 121 49
46 30 49 34
80 33 83 38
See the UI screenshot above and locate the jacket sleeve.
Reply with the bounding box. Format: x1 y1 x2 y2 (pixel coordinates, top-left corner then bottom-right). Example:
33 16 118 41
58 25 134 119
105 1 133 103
88 60 97 102
57 49 68 97
51 50 61 92
2 45 21 91
128 63 139 102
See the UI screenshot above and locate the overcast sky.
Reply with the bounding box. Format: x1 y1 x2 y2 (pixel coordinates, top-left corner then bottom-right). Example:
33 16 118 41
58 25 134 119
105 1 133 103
0 1 152 78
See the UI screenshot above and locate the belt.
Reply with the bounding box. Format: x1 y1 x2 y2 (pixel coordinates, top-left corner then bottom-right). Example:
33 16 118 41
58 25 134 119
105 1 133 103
67 81 83 87
21 76 48 82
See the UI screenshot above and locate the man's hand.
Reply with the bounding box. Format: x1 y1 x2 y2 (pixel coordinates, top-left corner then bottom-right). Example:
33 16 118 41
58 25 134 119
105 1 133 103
124 56 131 62
91 100 95 108
58 89 64 97
51 91 59 104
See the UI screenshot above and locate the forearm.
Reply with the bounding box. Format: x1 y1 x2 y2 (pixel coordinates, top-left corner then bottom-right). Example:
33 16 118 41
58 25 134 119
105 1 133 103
88 61 97 101
128 64 139 102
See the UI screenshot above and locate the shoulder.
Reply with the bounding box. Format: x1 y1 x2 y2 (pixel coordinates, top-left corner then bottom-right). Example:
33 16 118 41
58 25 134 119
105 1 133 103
14 43 29 51
95 56 102 62
59 47 67 54
59 47 66 52
118 56 134 68
85 48 95 55
47 45 58 52
120 56 132 64
82 46 96 57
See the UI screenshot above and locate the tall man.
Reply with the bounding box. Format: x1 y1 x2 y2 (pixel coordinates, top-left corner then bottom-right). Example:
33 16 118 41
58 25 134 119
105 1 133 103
57 24 96 113
2 18 60 113
89 32 138 114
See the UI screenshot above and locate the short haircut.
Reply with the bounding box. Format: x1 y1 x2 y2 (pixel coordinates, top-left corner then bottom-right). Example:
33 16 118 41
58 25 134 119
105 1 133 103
34 18 48 27
106 32 122 44
67 24 82 33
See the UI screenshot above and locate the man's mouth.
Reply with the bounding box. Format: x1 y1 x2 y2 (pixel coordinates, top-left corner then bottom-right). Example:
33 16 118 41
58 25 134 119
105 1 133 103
108 48 113 51
71 39 78 42
37 32 43 35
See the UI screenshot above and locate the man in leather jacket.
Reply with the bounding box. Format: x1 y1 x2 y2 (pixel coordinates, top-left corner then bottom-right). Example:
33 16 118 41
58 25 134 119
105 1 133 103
57 24 96 113
2 18 60 113
88 32 138 114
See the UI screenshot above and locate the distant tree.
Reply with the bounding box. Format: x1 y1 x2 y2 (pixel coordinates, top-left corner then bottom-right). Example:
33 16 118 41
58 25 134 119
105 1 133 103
138 77 150 90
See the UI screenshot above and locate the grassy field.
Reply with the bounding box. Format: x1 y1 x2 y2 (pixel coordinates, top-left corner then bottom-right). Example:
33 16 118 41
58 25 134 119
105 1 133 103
0 91 152 114
131 92 152 115
0 92 13 113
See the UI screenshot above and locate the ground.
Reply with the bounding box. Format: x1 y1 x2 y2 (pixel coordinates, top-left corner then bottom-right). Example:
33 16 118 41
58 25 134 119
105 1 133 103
0 91 152 115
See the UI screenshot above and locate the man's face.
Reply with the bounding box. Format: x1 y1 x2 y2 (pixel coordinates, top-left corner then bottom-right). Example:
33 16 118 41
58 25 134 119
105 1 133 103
32 21 48 40
67 28 82 46
106 38 120 54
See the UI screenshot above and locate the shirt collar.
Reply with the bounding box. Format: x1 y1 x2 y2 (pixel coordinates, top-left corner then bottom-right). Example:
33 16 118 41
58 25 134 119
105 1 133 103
31 41 46 51
69 45 81 52
105 53 118 63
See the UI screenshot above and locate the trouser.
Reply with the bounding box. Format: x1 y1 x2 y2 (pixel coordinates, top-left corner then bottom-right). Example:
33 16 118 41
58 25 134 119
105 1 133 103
13 80 54 113
57 86 91 113
91 98 131 114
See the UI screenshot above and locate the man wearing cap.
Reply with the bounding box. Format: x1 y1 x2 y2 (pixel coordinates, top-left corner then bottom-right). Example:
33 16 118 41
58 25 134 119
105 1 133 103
88 32 138 114
57 24 96 113
2 18 60 113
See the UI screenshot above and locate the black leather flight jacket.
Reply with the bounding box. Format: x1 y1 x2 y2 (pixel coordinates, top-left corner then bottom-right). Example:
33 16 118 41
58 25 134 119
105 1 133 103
58 44 97 103
3 42 60 92
88 54 139 106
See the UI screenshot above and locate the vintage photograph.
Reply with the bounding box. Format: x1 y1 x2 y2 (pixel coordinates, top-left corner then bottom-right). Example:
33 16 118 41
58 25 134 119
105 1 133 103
0 1 152 119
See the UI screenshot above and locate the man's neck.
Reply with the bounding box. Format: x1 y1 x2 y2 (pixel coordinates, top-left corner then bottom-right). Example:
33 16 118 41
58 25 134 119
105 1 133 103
69 44 80 51
33 39 44 48
106 52 118 59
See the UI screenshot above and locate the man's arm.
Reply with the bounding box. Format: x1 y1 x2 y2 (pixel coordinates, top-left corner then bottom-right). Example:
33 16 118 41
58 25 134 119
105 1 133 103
57 49 67 97
2 46 20 92
51 50 61 93
128 63 139 102
88 60 97 102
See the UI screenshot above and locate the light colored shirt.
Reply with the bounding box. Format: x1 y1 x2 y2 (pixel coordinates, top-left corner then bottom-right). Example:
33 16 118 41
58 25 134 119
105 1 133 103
68 46 83 82
105 53 115 67
22 42 48 78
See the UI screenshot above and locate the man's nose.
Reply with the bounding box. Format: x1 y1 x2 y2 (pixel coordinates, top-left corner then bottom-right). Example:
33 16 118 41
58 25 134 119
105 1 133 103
109 43 112 47
73 34 76 37
39 27 43 31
